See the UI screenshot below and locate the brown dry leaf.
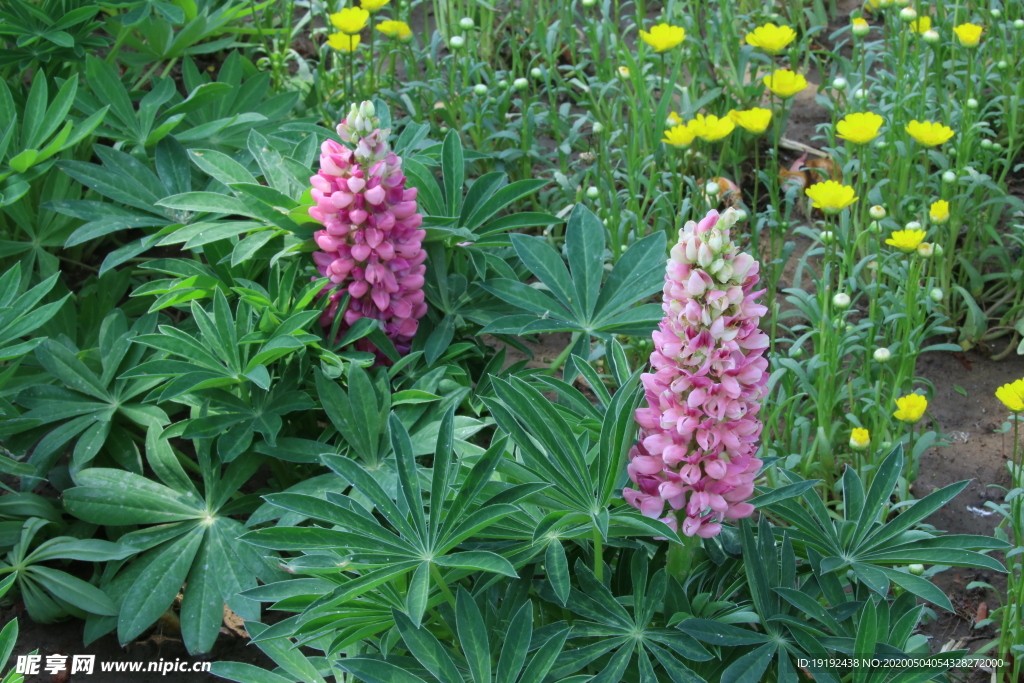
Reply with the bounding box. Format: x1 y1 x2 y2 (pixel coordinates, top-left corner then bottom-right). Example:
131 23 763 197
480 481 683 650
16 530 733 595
222 606 248 638
975 601 988 625
805 157 842 184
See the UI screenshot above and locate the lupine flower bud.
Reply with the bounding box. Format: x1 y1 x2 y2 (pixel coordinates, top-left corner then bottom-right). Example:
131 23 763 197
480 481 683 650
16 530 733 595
310 101 427 358
624 208 769 539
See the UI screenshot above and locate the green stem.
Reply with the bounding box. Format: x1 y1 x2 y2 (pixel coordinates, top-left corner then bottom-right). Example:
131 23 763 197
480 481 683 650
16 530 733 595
592 525 604 582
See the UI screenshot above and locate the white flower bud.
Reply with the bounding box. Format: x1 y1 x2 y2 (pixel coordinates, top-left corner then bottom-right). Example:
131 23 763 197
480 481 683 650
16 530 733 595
705 181 720 196
832 77 848 90
922 29 940 44
942 170 957 184
899 7 917 22
530 66 543 79
998 60 1009 70
498 79 509 89
909 564 925 576
873 347 891 362
981 138 993 149
439 125 449 134
929 287 944 302
916 242 934 258
820 230 835 244
1015 19 1024 29
592 121 604 133
854 88 868 100
990 8 1001 18
868 220 881 233
513 77 529 90
869 205 886 219
582 0 597 6
474 83 487 95
732 208 748 222
905 220 922 231
449 35 465 49
707 229 724 254
875 139 888 150
833 292 852 308
358 100 375 118
586 186 599 199
684 237 698 263
697 243 714 267
852 21 870 37
459 16 474 29
966 98 978 109
617 66 630 79
993 142 1003 152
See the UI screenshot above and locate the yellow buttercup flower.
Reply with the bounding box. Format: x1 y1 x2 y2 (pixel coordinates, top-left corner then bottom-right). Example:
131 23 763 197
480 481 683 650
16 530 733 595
905 120 955 146
953 23 983 47
327 32 361 52
640 23 686 52
376 20 412 39
729 108 772 134
909 16 931 34
835 112 884 144
763 69 808 99
667 111 683 126
662 125 696 148
331 7 370 34
995 378 1024 413
929 200 949 224
885 229 927 252
361 0 390 10
688 113 734 142
850 428 871 450
745 23 798 53
894 394 928 423
805 181 858 213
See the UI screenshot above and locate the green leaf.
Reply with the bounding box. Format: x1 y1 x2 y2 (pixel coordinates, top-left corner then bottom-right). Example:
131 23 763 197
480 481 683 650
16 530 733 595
180 532 221 654
188 148 255 185
441 130 464 217
29 566 118 616
393 609 463 683
510 234 578 317
720 643 776 683
209 662 296 683
677 619 771 646
424 314 455 366
594 231 667 319
34 339 110 400
456 587 491 683
158 192 249 215
405 562 431 627
545 541 570 607
433 551 517 577
336 659 429 683
118 529 204 644
565 204 605 320
64 468 204 525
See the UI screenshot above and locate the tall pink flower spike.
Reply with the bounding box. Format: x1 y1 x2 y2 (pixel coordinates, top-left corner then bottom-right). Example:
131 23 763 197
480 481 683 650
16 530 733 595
309 101 427 357
623 208 770 539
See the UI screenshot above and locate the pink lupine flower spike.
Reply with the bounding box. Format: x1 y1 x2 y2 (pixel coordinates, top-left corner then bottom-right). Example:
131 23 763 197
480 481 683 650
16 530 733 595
309 101 428 357
623 208 769 539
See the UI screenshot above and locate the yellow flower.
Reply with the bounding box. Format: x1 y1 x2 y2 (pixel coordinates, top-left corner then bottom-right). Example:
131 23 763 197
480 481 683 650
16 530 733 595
745 23 798 53
995 378 1024 413
667 111 683 126
894 394 928 424
361 0 390 10
953 23 983 47
728 108 773 134
688 113 734 142
327 32 361 52
850 428 871 450
910 16 931 34
805 180 858 213
905 120 955 146
662 124 696 148
639 23 686 52
852 17 870 32
885 229 927 252
835 111 884 144
763 69 808 99
330 7 369 34
929 199 949 224
376 20 412 39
